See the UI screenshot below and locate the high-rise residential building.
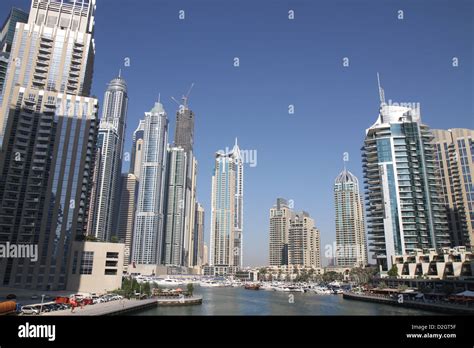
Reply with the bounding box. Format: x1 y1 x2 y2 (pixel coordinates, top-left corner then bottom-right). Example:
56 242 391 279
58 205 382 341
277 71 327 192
362 75 450 271
288 212 321 268
89 74 128 241
203 243 208 266
172 90 198 267
269 198 293 266
193 202 205 267
0 0 98 290
117 173 138 267
0 7 28 97
334 167 367 267
163 146 187 266
130 119 144 179
132 101 168 265
0 0 96 147
432 128 474 248
209 140 244 271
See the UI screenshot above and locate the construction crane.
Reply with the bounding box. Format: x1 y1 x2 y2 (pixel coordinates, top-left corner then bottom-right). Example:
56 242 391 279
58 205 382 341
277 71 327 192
171 83 195 111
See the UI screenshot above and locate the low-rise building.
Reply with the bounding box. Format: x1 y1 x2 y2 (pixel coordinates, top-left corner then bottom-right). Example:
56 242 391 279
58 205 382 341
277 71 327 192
391 247 474 280
67 241 125 293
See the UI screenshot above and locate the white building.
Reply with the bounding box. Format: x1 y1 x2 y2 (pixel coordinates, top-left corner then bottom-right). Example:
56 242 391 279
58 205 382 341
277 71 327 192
132 102 168 265
209 139 244 273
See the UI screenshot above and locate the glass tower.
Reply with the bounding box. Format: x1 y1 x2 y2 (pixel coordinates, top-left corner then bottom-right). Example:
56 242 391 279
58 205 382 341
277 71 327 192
132 101 168 265
362 77 450 271
89 74 128 241
209 139 244 270
163 146 187 266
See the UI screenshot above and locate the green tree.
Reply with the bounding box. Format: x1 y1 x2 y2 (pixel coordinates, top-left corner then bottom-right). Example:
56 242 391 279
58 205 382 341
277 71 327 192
258 268 267 281
142 282 151 297
85 235 98 242
187 283 194 296
387 265 399 278
110 235 119 243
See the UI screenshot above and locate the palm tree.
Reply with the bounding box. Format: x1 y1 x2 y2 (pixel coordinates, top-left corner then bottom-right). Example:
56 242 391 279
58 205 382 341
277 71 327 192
258 268 267 281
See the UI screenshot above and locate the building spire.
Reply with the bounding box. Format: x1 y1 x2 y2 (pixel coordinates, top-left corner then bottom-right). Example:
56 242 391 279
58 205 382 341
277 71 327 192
158 92 161 103
118 68 122 78
377 72 386 106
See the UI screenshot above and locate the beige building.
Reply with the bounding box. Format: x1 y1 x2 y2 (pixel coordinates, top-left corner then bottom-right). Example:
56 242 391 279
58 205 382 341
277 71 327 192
288 212 321 268
334 168 367 267
117 173 138 269
0 0 98 291
432 129 474 248
391 247 474 280
269 198 294 266
67 241 125 293
203 243 208 266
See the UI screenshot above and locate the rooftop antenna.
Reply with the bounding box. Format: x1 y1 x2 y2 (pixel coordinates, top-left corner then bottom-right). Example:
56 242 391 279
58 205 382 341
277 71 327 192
158 92 161 103
118 68 122 78
377 72 386 106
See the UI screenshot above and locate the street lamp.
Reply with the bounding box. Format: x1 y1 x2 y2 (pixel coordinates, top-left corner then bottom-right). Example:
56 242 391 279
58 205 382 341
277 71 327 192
40 294 45 314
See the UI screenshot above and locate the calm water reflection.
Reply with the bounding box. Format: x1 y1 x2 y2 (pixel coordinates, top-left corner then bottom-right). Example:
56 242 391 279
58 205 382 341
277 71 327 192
131 287 438 316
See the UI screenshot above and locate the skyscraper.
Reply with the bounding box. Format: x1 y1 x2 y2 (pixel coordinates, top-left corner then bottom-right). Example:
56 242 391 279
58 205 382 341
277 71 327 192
288 212 321 268
193 202 205 267
130 119 144 179
432 128 474 248
170 87 198 267
163 146 187 266
334 167 367 267
209 140 244 272
0 7 28 97
117 172 138 267
269 198 293 266
89 74 128 241
362 75 450 271
132 101 168 265
0 0 96 147
0 0 98 290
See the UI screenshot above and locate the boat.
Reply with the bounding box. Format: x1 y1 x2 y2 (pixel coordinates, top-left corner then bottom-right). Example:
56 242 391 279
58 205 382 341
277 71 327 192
244 283 260 290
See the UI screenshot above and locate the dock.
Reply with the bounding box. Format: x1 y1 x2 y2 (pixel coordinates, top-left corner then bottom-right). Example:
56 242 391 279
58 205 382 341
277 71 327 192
343 292 474 315
41 296 202 316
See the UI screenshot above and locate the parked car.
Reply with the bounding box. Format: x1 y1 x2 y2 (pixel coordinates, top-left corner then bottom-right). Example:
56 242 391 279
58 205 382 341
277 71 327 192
21 305 40 315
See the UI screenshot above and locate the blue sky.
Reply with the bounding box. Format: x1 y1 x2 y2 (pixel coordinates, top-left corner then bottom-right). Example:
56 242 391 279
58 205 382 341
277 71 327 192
1 0 473 266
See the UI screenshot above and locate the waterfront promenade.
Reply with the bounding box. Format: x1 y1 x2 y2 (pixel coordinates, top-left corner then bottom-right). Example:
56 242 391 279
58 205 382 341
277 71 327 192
41 296 202 316
343 292 474 315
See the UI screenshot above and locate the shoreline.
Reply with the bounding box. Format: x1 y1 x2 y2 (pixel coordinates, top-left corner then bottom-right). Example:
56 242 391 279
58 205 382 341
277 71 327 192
39 296 203 316
342 292 474 315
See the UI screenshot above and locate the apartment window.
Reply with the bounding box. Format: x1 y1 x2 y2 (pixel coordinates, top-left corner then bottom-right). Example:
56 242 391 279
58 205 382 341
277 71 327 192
79 251 94 275
105 260 118 267
72 251 79 274
106 252 119 259
105 269 117 276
